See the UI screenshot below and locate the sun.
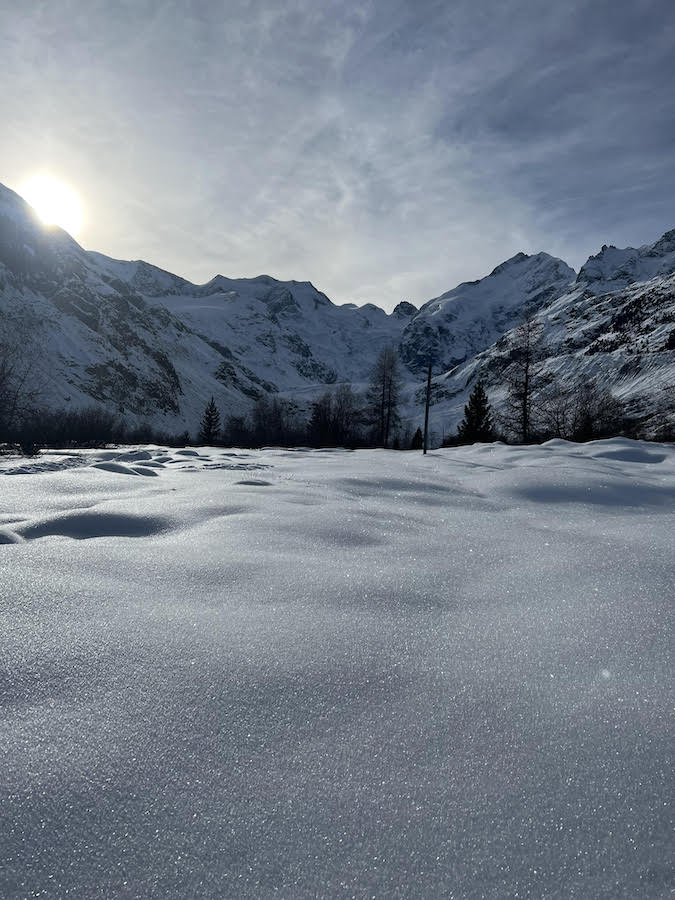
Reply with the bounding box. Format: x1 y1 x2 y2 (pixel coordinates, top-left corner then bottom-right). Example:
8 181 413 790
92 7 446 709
19 174 83 237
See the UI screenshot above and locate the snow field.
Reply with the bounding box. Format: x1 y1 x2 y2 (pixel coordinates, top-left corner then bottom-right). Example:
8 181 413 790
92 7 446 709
0 440 673 897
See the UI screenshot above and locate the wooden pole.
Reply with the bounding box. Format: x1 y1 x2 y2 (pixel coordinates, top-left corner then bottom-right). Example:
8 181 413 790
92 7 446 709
423 361 432 454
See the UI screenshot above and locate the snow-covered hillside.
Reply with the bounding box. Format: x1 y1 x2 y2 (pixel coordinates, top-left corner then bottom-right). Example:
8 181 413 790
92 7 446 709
0 183 406 433
437 249 675 438
1 440 672 897
400 251 576 374
1 180 673 438
576 230 675 293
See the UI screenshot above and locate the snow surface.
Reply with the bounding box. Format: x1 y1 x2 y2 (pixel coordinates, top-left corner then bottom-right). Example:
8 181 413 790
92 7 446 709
1 440 673 898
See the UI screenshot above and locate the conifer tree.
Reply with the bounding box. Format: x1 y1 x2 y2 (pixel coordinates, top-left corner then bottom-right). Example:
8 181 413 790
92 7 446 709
410 426 424 450
198 396 221 444
457 380 494 443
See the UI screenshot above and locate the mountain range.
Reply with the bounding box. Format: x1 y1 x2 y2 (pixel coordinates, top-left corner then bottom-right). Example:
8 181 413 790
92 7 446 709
1 181 673 441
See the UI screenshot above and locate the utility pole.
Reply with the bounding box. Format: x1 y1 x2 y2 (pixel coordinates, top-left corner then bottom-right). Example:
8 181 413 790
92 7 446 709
423 360 432 455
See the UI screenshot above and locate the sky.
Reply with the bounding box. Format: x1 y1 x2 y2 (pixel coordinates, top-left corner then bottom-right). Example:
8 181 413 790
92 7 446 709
1 0 674 312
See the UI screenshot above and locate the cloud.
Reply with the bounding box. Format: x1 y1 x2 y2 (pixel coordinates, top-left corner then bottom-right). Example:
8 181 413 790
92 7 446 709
1 0 673 310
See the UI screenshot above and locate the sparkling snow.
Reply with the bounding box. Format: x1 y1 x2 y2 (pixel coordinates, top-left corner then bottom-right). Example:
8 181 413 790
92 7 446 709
1 440 673 898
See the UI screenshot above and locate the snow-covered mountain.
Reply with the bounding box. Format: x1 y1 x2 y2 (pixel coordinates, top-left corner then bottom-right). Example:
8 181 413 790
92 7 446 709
400 251 576 374
575 232 675 292
0 183 404 432
435 236 675 438
1 180 673 438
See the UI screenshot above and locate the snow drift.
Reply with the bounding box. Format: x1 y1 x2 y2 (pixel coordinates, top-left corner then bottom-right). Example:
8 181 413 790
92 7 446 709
1 440 672 897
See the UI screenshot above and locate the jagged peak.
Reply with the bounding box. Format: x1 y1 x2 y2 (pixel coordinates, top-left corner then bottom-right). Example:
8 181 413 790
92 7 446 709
650 228 675 255
489 251 531 276
392 300 417 318
487 251 573 280
576 227 675 290
428 251 574 307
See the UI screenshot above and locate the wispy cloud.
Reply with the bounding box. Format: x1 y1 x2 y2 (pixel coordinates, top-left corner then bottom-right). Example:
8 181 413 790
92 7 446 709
2 0 673 309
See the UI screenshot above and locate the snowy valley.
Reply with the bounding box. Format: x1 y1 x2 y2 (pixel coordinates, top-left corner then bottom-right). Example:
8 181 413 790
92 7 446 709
1 178 673 898
4 1 674 897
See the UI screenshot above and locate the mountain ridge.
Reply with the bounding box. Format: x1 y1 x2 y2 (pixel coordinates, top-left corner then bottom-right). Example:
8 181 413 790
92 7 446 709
1 181 673 439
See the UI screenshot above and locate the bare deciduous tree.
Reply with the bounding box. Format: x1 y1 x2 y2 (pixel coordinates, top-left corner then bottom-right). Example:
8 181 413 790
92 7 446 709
366 346 401 447
537 377 625 442
501 318 545 443
332 383 361 447
0 339 42 441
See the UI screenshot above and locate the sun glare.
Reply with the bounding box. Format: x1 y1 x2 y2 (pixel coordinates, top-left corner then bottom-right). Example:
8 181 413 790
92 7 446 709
19 174 83 237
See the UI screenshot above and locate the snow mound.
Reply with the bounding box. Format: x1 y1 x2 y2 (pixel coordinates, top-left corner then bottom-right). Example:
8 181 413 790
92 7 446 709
18 510 172 540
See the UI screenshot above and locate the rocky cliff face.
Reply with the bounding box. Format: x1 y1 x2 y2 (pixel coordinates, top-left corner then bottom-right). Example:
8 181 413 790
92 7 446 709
1 181 673 437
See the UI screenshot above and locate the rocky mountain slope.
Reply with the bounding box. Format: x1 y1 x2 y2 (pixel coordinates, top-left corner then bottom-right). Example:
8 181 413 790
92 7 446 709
1 181 673 439
435 238 675 439
0 183 409 433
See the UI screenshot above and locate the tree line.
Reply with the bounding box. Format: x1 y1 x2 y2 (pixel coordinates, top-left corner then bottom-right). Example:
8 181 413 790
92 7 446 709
201 322 647 450
445 318 635 446
198 346 422 449
0 343 418 454
0 338 189 454
2 326 668 455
